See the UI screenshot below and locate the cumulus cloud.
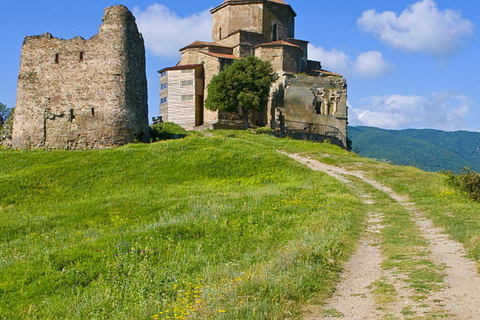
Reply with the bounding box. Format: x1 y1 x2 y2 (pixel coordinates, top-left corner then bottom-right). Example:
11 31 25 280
308 44 393 78
133 4 212 58
349 92 472 131
353 51 394 78
357 0 474 57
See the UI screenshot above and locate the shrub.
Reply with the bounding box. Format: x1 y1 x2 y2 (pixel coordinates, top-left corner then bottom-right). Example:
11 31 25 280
149 122 190 141
445 169 480 202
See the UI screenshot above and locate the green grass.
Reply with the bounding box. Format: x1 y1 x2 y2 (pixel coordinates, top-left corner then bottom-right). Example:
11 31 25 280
0 132 365 319
353 162 480 263
297 149 480 318
2 130 480 319
149 122 191 141
371 277 396 305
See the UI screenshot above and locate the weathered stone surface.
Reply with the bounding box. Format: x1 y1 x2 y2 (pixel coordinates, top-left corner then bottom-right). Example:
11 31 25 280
270 74 348 146
12 5 149 150
160 0 348 147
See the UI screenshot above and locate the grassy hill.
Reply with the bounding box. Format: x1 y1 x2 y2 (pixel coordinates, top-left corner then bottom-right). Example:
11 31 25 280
1 130 480 319
348 126 480 173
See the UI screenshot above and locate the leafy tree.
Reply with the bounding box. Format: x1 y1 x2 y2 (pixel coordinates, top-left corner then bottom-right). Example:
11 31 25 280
0 103 11 128
205 56 278 129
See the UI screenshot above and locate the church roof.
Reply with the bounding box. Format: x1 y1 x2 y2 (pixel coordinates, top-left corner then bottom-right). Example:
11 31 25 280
199 51 241 60
180 41 231 52
211 0 296 16
254 40 304 51
308 69 343 77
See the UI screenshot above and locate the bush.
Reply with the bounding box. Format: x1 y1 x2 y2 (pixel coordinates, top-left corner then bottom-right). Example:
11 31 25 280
149 122 190 142
445 169 480 202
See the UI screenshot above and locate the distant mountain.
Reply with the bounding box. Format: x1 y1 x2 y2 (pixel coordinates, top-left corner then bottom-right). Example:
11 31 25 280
348 126 480 173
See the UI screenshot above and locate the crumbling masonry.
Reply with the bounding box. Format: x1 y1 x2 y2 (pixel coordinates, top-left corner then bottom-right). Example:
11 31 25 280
11 5 149 149
159 0 348 147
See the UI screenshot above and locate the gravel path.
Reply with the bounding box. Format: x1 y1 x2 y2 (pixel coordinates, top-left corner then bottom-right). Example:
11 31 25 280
282 152 480 320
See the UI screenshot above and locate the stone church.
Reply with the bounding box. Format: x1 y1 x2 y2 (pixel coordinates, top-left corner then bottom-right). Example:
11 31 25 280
159 0 348 147
11 5 149 149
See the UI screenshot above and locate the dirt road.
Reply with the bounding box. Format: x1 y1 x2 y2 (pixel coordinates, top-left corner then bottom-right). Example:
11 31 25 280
282 152 480 320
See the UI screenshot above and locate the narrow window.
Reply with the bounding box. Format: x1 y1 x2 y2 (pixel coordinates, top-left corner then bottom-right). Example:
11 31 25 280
160 83 168 90
69 109 74 121
272 24 278 41
315 101 322 114
91 107 95 116
181 69 194 74
55 53 59 64
79 52 84 62
219 27 222 39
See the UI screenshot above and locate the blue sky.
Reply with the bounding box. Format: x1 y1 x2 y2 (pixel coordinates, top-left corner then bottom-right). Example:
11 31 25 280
1 0 479 131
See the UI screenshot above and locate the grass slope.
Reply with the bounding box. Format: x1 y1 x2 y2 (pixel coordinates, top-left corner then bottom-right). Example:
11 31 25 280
0 132 365 319
2 131 480 319
349 126 480 173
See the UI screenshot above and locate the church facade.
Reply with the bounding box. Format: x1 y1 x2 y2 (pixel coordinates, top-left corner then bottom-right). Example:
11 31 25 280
159 0 348 147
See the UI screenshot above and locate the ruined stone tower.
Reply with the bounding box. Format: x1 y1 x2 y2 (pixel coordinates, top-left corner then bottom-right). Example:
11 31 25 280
12 5 149 149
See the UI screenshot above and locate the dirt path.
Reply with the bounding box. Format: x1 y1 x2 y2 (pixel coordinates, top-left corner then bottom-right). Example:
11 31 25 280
281 152 480 320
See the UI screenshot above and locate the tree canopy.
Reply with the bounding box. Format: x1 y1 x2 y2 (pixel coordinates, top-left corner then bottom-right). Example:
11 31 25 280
0 103 11 127
205 56 278 128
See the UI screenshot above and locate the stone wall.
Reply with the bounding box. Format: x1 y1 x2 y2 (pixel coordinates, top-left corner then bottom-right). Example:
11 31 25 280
212 3 265 41
11 5 149 149
163 0 348 144
270 74 348 146
254 45 303 73
211 1 294 42
263 2 295 41
217 31 267 57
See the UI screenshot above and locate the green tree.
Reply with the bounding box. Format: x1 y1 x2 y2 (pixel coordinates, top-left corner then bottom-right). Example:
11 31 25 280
205 56 278 129
0 103 11 128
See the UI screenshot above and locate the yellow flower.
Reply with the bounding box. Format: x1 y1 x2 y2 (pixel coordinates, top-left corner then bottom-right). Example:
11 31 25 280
218 310 226 313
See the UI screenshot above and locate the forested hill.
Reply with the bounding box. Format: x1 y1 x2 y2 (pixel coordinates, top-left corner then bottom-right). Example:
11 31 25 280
348 126 480 173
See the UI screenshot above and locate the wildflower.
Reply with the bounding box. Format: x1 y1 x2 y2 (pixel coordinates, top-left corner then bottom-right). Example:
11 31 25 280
218 310 226 313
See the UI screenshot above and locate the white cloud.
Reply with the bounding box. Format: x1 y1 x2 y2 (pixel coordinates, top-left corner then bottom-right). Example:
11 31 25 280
308 45 350 73
353 51 394 78
308 44 393 78
357 0 474 57
133 4 212 58
349 92 472 131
